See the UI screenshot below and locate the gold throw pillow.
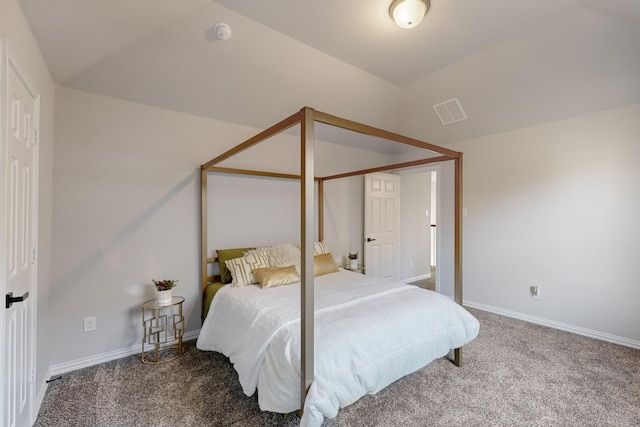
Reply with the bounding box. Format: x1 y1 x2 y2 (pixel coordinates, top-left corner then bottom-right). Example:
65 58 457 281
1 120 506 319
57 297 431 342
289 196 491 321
314 253 339 277
253 265 300 289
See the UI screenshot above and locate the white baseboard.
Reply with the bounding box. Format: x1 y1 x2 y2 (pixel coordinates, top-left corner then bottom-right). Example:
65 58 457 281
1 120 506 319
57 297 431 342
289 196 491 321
32 365 51 425
49 329 200 377
36 366 50 407
464 300 640 350
183 329 199 341
401 273 430 284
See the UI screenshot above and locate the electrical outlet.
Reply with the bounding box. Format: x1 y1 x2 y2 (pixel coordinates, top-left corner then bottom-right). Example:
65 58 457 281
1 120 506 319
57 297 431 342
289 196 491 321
83 316 97 332
409 259 413 267
530 286 541 299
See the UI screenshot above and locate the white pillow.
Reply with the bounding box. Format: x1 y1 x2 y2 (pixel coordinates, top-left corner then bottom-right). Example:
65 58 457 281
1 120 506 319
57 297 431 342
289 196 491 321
313 241 329 255
243 242 328 276
225 251 269 287
267 243 301 273
295 241 330 255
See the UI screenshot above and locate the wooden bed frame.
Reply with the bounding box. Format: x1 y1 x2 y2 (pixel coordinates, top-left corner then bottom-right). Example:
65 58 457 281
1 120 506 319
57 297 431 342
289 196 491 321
199 106 464 410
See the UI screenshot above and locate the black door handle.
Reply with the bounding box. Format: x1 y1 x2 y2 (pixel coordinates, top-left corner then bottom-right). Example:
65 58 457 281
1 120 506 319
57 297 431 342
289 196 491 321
366 238 376 242
6 292 29 309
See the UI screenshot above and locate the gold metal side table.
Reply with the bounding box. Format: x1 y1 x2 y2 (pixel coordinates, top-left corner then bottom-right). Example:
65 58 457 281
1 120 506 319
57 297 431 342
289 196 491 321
343 264 366 274
141 296 185 364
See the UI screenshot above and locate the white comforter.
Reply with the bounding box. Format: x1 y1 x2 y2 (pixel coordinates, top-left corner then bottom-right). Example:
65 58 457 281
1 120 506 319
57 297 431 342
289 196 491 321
196 269 479 426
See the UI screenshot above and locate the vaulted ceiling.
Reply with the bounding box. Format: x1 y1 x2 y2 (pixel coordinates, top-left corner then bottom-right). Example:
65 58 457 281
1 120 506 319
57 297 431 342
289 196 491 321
20 0 640 145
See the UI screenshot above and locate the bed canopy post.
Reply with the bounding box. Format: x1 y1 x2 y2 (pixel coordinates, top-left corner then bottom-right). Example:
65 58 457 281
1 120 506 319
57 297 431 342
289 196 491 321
454 154 463 306
200 168 208 311
300 107 315 408
453 153 463 367
318 179 324 242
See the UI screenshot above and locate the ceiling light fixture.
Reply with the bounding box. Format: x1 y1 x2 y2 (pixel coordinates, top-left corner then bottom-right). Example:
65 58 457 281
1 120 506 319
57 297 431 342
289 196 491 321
389 0 430 29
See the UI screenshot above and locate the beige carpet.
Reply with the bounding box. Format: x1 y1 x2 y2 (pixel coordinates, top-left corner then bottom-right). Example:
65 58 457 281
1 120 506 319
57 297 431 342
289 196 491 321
408 266 436 292
34 308 640 426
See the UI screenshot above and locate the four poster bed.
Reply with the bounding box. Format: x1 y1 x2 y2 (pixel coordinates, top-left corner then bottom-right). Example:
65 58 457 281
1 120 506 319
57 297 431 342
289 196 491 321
196 107 479 426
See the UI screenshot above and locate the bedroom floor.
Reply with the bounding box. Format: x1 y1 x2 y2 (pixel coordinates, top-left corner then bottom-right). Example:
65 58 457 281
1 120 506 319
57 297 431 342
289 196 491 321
33 307 640 426
407 266 436 291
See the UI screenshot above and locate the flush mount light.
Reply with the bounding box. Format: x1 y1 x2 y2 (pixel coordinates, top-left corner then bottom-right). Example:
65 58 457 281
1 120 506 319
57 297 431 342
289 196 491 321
389 0 430 29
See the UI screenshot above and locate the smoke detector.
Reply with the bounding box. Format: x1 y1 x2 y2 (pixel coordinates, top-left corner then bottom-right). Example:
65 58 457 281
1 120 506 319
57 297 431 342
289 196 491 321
214 23 232 41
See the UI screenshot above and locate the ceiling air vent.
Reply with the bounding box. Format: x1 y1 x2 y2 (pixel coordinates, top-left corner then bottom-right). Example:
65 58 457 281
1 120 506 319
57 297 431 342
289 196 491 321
433 98 467 125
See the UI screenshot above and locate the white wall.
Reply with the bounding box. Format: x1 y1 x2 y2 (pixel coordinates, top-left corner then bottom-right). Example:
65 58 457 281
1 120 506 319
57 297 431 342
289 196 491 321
207 174 370 268
52 87 395 367
322 176 366 267
1 0 57 411
207 134 394 268
435 161 456 299
451 103 640 345
52 87 259 365
49 67 640 374
207 174 301 251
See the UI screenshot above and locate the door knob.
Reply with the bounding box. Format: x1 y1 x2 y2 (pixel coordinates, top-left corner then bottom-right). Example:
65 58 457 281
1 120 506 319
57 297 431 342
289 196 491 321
366 237 376 242
6 292 29 309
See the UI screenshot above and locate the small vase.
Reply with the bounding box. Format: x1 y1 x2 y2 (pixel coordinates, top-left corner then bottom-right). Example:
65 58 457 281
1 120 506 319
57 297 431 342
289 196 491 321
349 259 358 269
156 289 172 305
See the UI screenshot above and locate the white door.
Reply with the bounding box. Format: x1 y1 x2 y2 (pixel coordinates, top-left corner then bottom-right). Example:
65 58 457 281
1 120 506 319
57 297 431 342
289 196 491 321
1 40 39 427
364 173 399 279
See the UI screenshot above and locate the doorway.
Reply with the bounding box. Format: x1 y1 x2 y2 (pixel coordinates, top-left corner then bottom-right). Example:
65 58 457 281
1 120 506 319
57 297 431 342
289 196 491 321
430 169 438 289
395 167 439 292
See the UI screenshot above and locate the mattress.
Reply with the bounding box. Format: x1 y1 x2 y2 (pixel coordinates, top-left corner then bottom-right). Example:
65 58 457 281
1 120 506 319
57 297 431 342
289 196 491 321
196 269 479 427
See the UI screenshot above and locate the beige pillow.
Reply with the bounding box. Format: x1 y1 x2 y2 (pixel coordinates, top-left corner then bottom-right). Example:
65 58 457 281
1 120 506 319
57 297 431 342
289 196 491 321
253 265 300 289
296 241 330 255
267 243 301 273
314 253 339 277
225 251 270 287
313 241 329 255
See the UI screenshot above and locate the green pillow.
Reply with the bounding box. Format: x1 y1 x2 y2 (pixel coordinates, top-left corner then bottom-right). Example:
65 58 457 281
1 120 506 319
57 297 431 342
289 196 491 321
217 247 255 284
202 282 225 320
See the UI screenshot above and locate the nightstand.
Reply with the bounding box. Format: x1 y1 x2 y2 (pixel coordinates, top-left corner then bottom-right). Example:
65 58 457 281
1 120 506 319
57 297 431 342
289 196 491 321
141 296 185 364
343 264 366 274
